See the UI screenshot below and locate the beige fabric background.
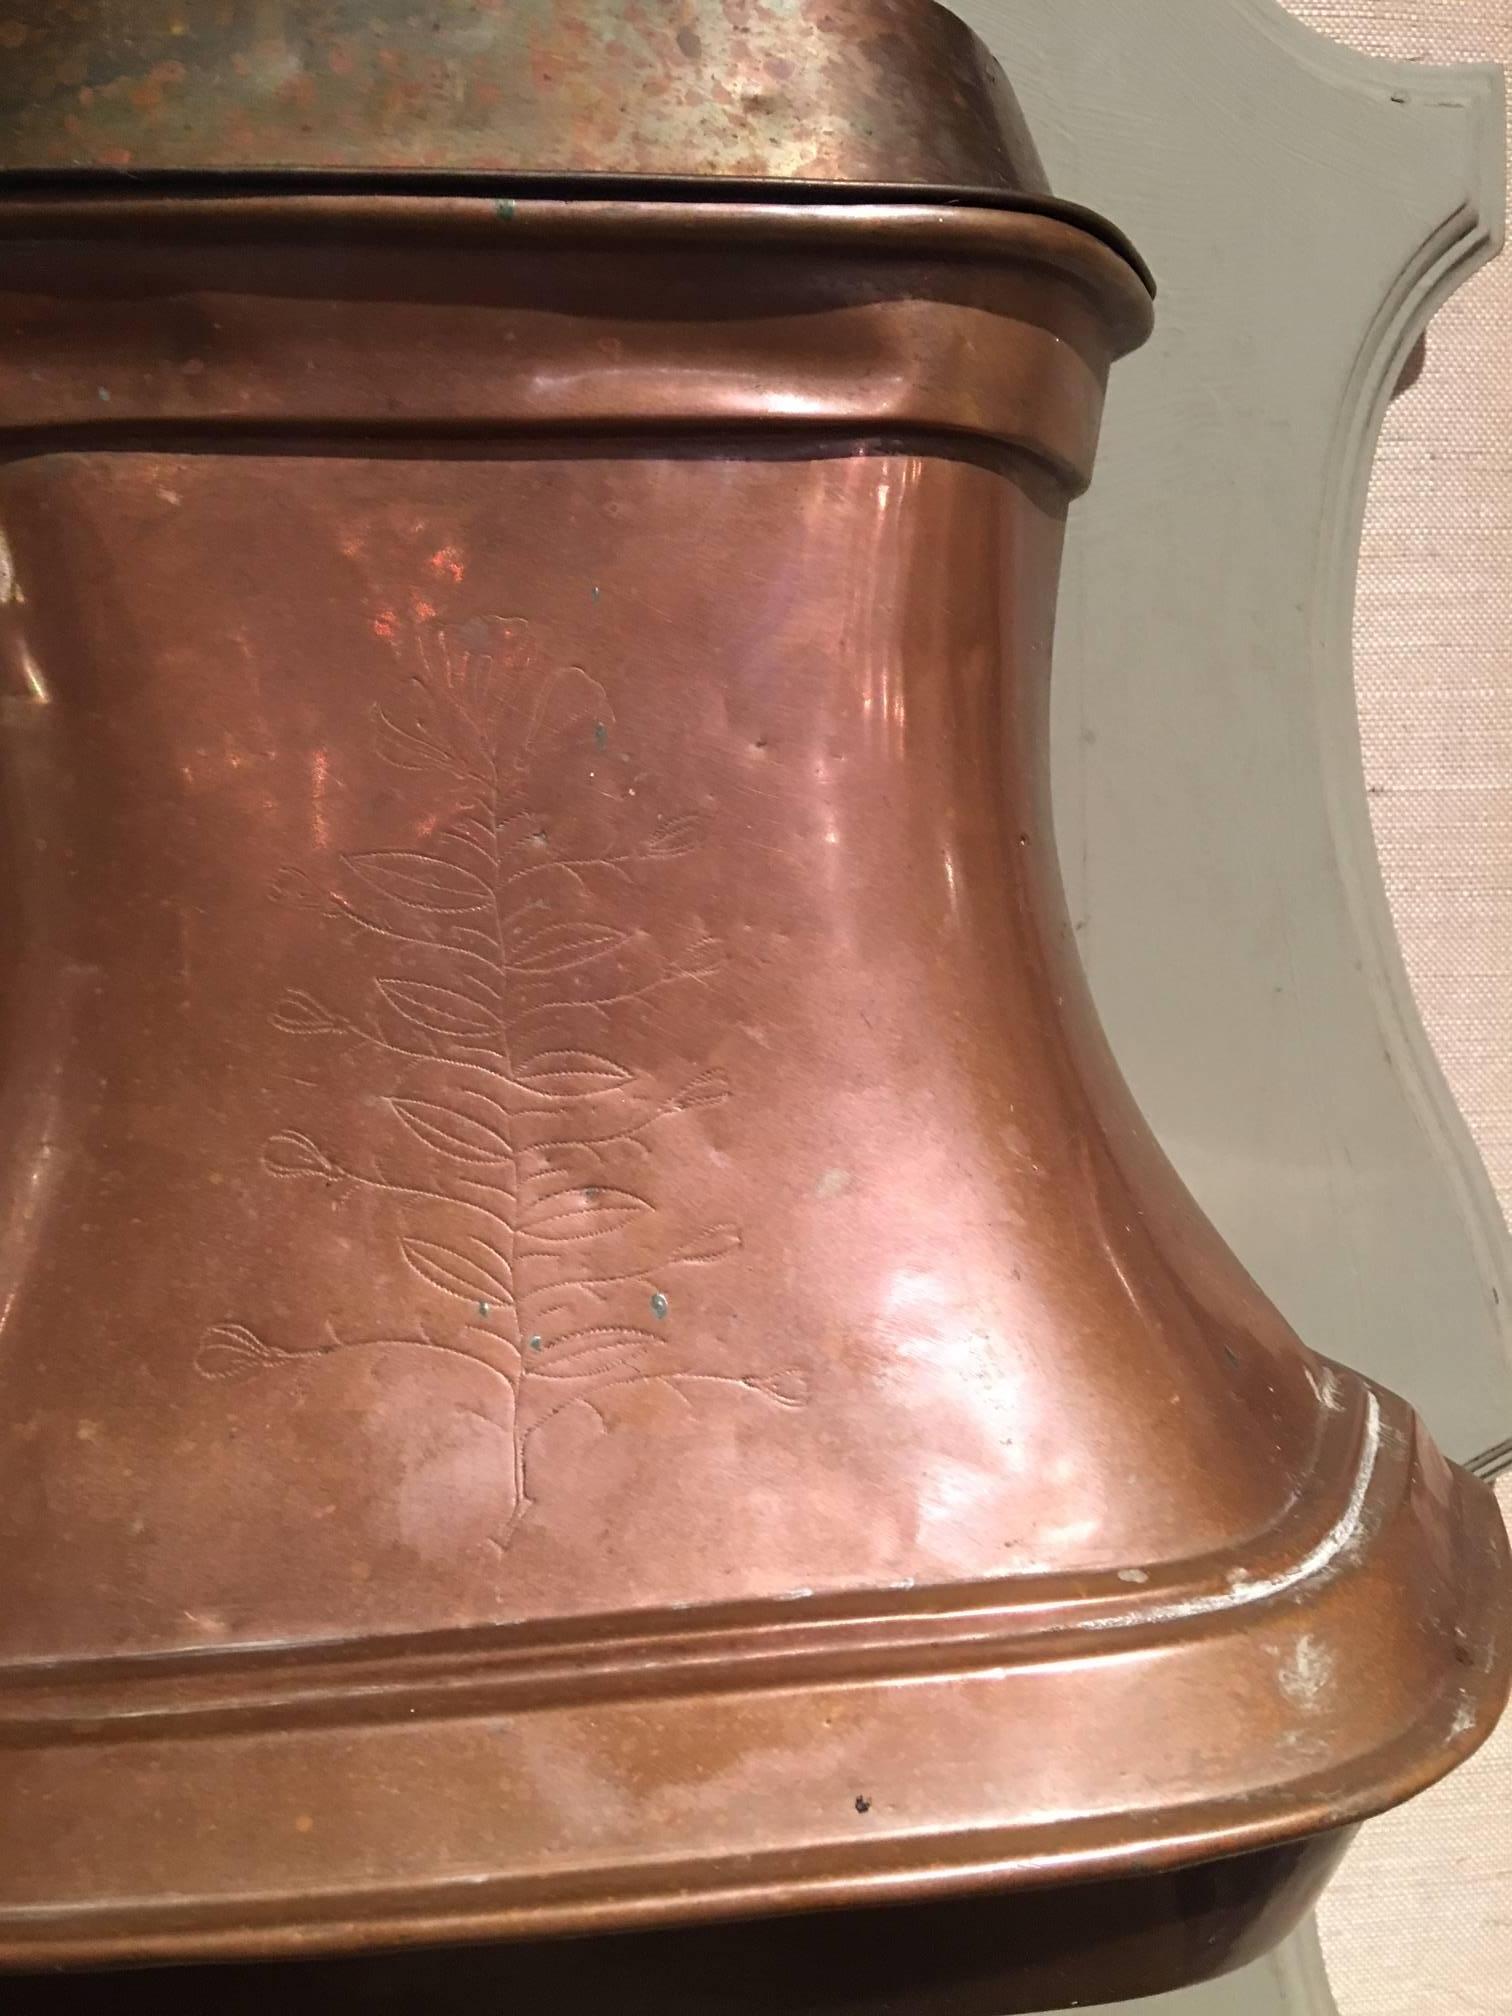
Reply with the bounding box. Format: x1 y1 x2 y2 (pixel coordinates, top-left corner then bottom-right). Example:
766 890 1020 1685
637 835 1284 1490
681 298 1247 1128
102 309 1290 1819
1282 3 1512 2010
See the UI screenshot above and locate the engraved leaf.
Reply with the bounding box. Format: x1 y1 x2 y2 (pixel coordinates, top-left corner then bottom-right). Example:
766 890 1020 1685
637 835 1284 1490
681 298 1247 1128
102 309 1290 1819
195 1324 290 1385
496 810 549 853
450 809 493 839
509 922 629 973
423 615 542 714
525 1185 650 1242
437 819 492 863
346 850 491 913
516 1294 581 1332
419 619 610 760
680 936 724 981
674 1069 731 1112
272 989 339 1036
374 706 458 776
400 1235 513 1304
267 866 325 911
643 812 705 859
530 1329 662 1379
743 1369 810 1408
515 1050 633 1098
262 1131 338 1180
377 979 499 1041
389 1096 512 1163
498 656 609 755
671 1223 743 1265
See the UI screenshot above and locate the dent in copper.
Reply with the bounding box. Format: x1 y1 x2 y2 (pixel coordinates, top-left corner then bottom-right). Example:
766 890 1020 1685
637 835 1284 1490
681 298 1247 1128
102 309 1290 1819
0 0 1504 1998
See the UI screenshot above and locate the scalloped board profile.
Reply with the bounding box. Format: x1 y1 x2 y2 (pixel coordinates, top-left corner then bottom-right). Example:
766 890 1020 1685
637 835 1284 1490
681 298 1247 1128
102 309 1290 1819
953 0 1511 1480
952 1 1507 2012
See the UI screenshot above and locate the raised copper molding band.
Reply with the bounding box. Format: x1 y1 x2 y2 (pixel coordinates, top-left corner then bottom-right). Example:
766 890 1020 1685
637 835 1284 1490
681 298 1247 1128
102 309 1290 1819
0 188 1154 288
0 1839 1350 1981
0 1367 1379 1726
0 174 1156 290
0 197 1152 492
0 1839 1354 2011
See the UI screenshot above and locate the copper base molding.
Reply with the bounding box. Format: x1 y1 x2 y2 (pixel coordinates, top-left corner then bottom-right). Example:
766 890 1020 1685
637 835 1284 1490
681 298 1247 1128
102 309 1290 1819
0 0 1504 2001
0 1840 1345 2014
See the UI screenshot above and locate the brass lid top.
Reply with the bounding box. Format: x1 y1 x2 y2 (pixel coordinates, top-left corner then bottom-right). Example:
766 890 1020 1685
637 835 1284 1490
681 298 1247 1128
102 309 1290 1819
0 0 1151 283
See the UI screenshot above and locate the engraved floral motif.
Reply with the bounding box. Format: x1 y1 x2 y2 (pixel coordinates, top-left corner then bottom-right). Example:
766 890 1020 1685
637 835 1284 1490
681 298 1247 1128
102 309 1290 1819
198 612 803 1548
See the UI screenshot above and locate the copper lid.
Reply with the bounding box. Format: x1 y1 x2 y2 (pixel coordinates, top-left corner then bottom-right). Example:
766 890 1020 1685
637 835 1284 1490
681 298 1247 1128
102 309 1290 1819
0 0 1153 284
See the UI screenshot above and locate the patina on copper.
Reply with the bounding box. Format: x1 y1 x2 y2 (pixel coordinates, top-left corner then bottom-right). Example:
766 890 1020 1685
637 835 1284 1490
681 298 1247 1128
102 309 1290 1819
0 0 1158 280
0 0 1048 190
0 0 1503 2004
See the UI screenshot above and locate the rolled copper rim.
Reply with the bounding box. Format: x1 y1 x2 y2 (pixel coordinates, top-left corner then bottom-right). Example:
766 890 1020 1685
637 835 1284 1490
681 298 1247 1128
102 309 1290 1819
0 195 1154 497
0 0 1155 290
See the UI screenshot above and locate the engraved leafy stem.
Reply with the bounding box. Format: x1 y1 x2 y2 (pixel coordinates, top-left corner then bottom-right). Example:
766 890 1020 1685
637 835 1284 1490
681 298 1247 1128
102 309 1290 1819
196 614 804 1549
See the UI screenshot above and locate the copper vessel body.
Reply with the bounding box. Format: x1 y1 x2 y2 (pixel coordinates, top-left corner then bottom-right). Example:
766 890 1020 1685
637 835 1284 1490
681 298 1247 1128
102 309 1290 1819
0 1 1504 2001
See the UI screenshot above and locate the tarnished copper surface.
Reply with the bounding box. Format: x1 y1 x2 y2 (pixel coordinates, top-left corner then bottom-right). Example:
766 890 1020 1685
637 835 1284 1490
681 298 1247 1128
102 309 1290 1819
0 0 1503 1999
0 0 1048 192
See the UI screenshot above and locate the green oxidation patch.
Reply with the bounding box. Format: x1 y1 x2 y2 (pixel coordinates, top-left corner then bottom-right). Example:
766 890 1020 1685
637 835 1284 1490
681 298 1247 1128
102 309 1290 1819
650 1291 669 1321
495 197 518 220
528 1334 544 1353
593 721 610 751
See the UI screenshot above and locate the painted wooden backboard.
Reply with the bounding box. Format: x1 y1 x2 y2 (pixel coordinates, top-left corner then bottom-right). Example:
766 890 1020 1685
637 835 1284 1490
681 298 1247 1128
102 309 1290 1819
948 1 1510 2010
960 0 1511 1472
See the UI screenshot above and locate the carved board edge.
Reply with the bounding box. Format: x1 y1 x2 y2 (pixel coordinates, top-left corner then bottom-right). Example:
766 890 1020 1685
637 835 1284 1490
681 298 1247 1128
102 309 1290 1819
1300 42 1512 1476
1239 0 1506 141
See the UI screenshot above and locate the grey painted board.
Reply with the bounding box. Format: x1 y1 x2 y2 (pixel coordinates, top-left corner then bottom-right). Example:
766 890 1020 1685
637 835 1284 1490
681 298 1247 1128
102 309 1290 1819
1101 1920 1340 2016
956 0 1512 1483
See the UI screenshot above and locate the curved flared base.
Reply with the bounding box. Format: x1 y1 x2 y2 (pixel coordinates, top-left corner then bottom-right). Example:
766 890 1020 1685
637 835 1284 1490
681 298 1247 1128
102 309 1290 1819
0 1378 1503 1978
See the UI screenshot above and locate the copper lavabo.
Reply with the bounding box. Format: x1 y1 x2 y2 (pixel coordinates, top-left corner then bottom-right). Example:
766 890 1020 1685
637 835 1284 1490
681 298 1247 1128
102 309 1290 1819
0 1 1504 2005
